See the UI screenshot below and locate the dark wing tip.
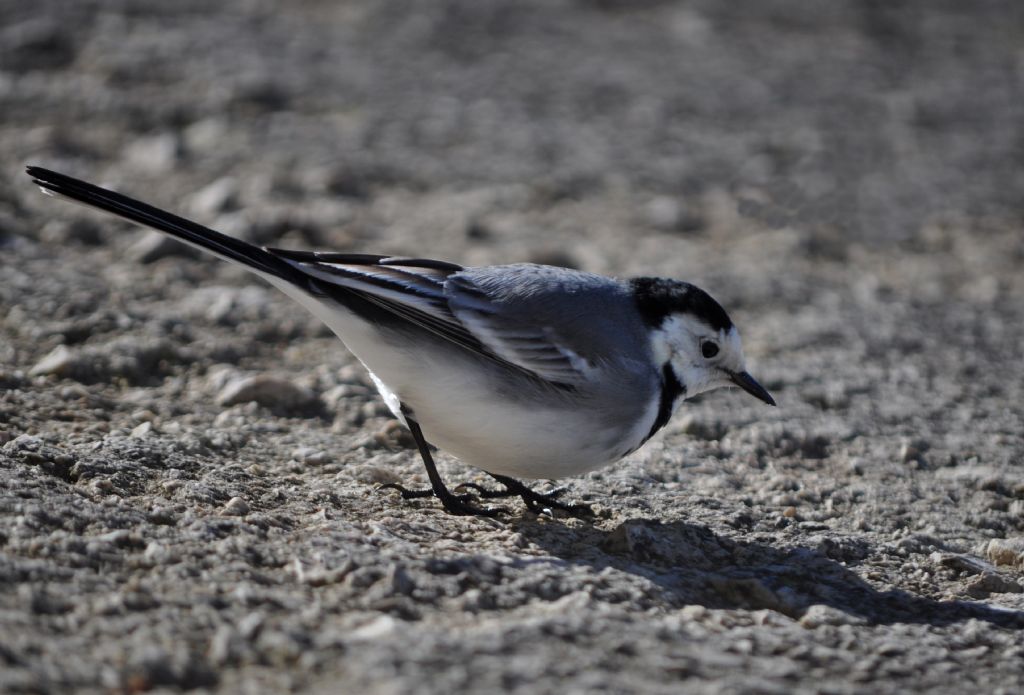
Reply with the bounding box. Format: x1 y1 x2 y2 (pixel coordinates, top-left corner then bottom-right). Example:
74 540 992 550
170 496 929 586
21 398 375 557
266 249 464 273
27 165 64 191
267 249 390 264
27 166 77 188
379 257 464 272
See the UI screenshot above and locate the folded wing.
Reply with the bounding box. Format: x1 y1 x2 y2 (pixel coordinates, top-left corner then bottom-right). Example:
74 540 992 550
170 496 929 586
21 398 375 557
267 251 591 388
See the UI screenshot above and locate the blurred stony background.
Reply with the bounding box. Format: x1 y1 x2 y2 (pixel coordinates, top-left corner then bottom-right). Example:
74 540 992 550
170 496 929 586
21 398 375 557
1 1 1023 692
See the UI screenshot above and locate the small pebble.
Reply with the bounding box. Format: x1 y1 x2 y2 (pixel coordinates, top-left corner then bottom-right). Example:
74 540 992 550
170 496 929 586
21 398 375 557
131 409 157 423
221 496 250 516
147 507 177 525
799 604 865 628
291 447 331 465
124 132 180 174
58 384 89 400
349 615 399 641
29 345 76 378
161 479 184 493
644 196 683 229
128 231 196 264
353 463 403 485
189 176 238 216
217 374 319 412
184 117 228 151
90 478 114 494
984 538 1024 567
929 552 996 576
143 541 171 563
964 572 1024 597
899 440 929 464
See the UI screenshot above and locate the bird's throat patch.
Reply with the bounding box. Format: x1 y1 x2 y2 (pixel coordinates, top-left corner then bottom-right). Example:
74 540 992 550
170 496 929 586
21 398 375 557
642 364 685 444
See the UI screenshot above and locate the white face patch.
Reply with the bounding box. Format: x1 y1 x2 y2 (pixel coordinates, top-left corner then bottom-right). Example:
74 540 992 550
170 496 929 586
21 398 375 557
647 318 677 367
650 315 747 400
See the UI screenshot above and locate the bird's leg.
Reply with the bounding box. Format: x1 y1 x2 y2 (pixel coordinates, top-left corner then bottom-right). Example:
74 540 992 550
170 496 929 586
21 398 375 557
482 473 594 517
378 413 504 517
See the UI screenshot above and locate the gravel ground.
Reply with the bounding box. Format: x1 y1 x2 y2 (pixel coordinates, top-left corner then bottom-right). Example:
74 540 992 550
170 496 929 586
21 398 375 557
2 1 1023 692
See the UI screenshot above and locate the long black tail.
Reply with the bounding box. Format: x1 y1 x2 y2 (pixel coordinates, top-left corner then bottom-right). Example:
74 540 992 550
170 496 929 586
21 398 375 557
26 166 308 285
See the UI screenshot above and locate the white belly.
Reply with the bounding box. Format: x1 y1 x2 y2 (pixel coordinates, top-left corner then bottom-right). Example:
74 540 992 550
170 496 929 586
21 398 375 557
400 373 624 479
362 336 630 479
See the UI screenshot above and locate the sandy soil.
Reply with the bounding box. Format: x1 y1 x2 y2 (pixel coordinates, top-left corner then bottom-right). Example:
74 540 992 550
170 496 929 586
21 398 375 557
2 1 1023 692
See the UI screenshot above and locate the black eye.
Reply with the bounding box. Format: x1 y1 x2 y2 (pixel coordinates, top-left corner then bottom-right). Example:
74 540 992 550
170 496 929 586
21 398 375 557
701 341 719 359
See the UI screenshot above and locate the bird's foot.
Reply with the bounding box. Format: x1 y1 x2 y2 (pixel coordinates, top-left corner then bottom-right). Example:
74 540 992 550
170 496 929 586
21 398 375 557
377 483 505 517
377 483 442 500
458 476 594 517
436 493 505 517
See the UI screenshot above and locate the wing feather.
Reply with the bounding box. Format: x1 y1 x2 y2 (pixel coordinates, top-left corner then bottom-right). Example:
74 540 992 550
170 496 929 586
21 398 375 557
266 250 585 388
448 283 593 384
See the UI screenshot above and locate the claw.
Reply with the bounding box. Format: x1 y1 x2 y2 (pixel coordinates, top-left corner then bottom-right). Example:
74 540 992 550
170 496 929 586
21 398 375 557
486 474 595 518
453 482 489 494
437 496 506 517
378 482 506 516
377 483 435 500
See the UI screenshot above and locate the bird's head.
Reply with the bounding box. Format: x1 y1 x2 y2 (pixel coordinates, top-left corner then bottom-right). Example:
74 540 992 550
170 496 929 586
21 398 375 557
630 277 775 409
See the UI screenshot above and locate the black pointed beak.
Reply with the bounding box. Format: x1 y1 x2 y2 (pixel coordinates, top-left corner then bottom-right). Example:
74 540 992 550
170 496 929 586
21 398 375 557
728 371 776 406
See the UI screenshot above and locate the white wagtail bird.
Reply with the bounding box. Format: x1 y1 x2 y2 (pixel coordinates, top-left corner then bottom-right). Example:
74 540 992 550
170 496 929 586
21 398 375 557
27 166 775 516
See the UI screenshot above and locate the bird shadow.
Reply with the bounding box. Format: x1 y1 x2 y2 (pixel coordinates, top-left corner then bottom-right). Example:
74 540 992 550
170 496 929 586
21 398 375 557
516 516 1024 629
